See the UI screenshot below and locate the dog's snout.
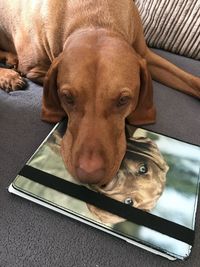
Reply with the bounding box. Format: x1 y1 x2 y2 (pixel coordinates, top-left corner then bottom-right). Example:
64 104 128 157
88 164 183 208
76 167 105 184
76 151 106 184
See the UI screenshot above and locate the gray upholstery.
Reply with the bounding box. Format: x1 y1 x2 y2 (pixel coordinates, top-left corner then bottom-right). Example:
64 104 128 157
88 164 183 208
0 49 200 266
135 0 200 60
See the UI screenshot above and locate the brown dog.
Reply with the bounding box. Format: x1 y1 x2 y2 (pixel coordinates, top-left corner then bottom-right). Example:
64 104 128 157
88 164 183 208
88 136 169 224
0 0 199 186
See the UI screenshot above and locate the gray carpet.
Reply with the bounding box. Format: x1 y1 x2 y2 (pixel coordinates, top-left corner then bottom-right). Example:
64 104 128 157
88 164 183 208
0 49 200 266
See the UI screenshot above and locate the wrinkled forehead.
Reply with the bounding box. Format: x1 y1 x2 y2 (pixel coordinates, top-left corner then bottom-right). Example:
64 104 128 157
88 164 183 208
58 34 140 90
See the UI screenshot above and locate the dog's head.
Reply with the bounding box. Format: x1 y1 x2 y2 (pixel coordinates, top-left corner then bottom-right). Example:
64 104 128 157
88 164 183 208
88 137 169 224
42 29 156 186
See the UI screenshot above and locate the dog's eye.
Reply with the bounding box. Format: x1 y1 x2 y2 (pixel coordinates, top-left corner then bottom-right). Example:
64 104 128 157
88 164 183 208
117 95 130 107
138 163 148 175
124 197 134 206
63 92 75 106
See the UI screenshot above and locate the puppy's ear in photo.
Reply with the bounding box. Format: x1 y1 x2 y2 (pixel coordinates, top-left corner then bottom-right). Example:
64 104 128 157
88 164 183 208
42 55 65 123
127 58 156 126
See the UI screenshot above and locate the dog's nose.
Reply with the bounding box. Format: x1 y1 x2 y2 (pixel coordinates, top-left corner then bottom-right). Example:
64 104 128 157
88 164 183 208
76 167 105 184
76 153 105 184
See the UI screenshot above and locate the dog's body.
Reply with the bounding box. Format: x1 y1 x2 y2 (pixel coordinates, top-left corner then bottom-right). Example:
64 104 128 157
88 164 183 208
0 0 199 186
0 0 143 84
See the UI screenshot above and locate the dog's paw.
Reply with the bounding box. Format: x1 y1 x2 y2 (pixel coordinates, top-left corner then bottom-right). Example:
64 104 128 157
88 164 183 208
0 68 27 92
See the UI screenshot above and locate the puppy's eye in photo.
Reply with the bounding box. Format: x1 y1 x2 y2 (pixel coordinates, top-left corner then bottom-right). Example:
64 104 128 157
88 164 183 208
117 95 130 107
124 197 134 206
138 163 148 175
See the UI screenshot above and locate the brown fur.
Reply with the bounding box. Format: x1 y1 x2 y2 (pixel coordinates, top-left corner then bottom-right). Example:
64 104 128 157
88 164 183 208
0 0 199 185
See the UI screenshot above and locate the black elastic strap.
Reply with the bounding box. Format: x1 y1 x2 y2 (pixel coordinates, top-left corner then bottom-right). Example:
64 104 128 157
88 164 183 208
19 165 195 245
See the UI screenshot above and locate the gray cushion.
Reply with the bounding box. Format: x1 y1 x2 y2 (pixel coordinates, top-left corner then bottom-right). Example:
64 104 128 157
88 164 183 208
135 0 200 59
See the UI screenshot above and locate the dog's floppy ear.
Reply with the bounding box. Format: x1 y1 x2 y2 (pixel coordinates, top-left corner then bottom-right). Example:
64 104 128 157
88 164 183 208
127 58 156 125
41 55 65 123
